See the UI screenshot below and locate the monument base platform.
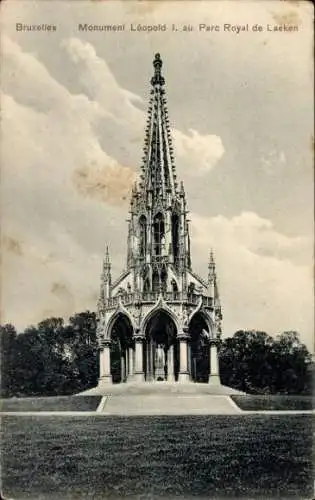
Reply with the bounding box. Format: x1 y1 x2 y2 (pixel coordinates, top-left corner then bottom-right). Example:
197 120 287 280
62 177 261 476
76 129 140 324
78 382 245 414
79 381 245 396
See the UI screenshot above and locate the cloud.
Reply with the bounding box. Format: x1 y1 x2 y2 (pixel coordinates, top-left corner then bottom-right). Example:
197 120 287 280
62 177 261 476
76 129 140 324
73 160 136 206
1 36 223 329
1 223 101 329
62 37 224 175
191 211 313 349
0 34 312 353
174 129 225 175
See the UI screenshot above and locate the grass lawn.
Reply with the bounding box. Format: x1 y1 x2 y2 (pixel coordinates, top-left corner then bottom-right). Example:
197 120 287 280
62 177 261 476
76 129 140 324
0 396 102 412
1 415 312 499
232 395 314 411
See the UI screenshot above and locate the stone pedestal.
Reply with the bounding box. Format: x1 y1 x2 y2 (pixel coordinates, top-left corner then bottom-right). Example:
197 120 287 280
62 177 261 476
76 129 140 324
98 340 112 385
134 336 145 383
178 336 190 383
209 340 221 385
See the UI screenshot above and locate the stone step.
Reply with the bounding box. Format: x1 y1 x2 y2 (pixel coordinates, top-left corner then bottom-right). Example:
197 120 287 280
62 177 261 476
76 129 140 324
100 395 241 415
80 382 245 396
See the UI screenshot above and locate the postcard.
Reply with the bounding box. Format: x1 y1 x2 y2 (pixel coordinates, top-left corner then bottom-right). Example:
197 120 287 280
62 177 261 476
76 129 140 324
1 1 313 499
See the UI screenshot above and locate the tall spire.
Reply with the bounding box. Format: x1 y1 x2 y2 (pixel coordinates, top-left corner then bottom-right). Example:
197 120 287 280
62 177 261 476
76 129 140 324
140 53 177 202
104 245 111 270
101 245 112 299
207 249 216 299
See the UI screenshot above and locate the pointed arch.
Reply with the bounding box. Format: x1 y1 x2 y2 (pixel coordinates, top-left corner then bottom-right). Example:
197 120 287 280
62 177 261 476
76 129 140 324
141 302 180 334
171 212 180 263
152 268 160 293
139 215 147 258
153 212 165 256
188 305 213 334
104 311 134 384
105 309 135 340
188 310 212 383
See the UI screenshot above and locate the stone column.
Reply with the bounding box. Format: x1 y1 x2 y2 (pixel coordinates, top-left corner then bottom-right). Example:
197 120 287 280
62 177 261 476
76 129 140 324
150 341 155 381
167 345 175 382
178 334 190 383
151 341 155 381
209 340 221 385
134 335 145 383
98 339 112 385
126 348 129 381
187 343 192 380
121 352 126 383
128 347 134 381
146 342 150 381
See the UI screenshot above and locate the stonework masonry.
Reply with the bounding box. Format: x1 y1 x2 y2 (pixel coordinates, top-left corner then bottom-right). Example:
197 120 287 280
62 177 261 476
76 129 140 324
96 54 223 387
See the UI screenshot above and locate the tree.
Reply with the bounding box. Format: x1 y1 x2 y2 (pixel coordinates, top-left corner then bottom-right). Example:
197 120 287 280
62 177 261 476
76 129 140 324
0 313 97 397
66 311 98 392
0 324 18 397
219 330 311 394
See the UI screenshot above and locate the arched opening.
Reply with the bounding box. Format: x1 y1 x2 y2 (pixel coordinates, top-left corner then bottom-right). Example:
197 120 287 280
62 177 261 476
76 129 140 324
171 278 178 293
139 215 147 258
143 277 150 293
189 312 210 383
144 310 178 382
152 269 160 293
153 212 165 256
109 313 134 383
172 213 180 263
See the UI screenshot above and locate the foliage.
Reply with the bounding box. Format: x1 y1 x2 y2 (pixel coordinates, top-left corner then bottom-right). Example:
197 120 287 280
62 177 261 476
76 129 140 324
0 311 98 397
219 330 312 395
0 316 312 396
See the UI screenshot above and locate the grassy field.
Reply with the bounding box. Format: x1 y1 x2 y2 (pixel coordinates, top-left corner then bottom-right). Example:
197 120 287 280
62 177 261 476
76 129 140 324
0 396 102 412
231 395 313 411
1 415 312 499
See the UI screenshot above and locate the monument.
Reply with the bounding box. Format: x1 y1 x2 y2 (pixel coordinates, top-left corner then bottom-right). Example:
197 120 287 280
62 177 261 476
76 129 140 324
96 54 222 387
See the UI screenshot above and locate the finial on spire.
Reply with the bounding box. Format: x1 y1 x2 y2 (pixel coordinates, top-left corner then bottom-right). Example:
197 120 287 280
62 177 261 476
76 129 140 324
208 249 215 268
151 53 165 86
209 248 214 262
104 245 111 268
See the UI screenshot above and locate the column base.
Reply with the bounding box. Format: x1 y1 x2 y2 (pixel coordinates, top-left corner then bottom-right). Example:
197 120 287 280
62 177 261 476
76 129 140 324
98 375 112 386
178 372 190 383
133 372 145 383
208 374 221 385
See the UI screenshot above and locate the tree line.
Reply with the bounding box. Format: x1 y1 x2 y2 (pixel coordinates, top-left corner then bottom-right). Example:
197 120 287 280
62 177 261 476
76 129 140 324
0 311 312 397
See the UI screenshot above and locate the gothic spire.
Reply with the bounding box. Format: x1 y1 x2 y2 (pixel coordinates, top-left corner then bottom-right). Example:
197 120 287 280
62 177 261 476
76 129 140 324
140 53 178 202
208 249 215 278
102 246 111 283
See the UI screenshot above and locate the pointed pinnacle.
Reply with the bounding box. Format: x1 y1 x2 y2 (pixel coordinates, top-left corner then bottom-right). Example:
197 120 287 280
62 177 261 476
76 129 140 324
209 249 215 268
105 245 110 262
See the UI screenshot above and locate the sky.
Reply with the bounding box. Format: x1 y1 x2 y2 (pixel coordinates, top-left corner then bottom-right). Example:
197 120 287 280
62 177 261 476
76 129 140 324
1 0 314 350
